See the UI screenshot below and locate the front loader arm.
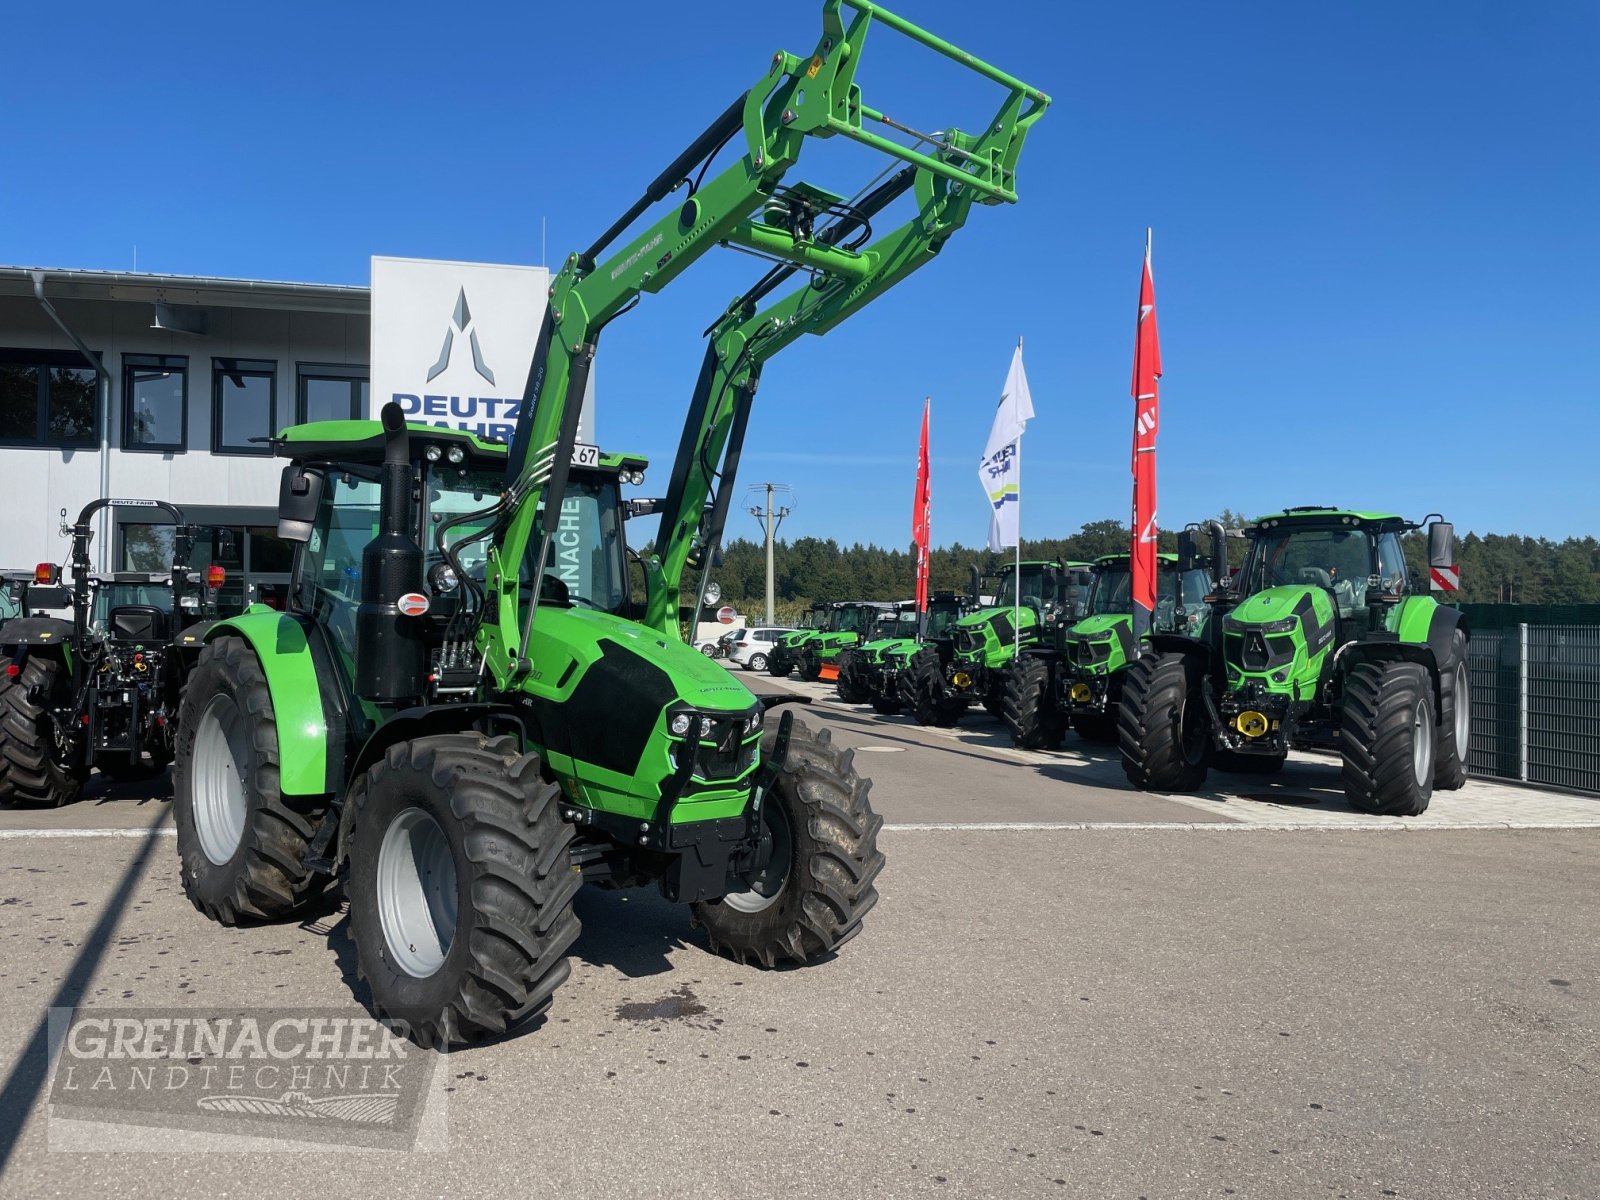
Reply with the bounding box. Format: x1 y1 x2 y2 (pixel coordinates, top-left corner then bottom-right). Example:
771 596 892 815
482 0 1048 679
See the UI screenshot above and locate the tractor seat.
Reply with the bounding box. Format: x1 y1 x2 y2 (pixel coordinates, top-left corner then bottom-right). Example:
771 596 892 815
1298 567 1332 589
108 605 170 643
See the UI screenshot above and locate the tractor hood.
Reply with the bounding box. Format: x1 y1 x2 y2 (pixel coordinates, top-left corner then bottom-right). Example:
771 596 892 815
525 606 756 714
1064 614 1135 677
1221 585 1337 697
861 636 919 663
950 605 1040 667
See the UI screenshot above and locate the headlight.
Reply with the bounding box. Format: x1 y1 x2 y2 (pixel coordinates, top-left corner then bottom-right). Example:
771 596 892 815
428 562 460 593
446 445 465 464
746 710 762 735
669 713 692 736
1226 616 1296 633
424 444 442 462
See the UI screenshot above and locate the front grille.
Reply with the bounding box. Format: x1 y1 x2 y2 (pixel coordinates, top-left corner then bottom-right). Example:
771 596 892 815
673 717 758 780
1068 636 1111 667
1225 630 1296 673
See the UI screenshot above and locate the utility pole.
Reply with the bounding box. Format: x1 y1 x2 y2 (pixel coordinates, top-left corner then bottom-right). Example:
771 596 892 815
746 483 793 625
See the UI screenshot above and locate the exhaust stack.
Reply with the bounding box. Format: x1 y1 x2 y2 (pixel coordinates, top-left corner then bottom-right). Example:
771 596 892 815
355 403 426 703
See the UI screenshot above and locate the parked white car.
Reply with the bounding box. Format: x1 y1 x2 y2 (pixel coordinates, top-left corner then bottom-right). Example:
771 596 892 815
726 626 794 671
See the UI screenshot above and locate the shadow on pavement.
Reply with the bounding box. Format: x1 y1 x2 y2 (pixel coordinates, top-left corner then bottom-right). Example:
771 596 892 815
569 887 691 980
0 804 169 1172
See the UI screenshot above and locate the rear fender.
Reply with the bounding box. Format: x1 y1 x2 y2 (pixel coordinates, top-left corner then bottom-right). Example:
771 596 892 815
205 609 346 798
0 616 75 647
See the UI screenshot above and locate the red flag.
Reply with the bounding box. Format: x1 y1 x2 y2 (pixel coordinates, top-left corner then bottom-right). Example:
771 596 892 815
1130 234 1162 642
913 397 932 612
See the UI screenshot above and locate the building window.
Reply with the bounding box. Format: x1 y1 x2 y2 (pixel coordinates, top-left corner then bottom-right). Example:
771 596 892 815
296 363 368 425
123 354 188 452
0 349 100 448
212 358 276 454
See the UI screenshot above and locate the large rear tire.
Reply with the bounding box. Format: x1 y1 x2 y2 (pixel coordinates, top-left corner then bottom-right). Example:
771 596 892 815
1119 651 1211 792
1433 629 1470 791
836 650 870 703
693 715 884 967
344 733 580 1047
0 655 84 808
901 646 960 727
173 636 327 922
1341 660 1436 816
1002 657 1065 750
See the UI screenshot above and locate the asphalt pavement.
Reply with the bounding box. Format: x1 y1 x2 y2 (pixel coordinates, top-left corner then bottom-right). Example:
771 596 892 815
0 667 1595 1198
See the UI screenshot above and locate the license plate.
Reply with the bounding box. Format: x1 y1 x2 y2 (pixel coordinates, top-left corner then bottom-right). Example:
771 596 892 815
570 443 600 468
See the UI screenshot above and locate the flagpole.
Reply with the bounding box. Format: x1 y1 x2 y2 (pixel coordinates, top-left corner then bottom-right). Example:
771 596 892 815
1014 335 1022 660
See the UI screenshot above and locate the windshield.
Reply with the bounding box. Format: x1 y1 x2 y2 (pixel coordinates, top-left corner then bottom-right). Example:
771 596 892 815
1089 567 1132 616
531 472 628 614
924 604 965 640
834 606 874 634
998 566 1052 610
91 582 173 631
1242 527 1376 597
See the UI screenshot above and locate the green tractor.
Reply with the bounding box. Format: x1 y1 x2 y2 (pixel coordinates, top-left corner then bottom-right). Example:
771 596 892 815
835 601 918 705
900 559 1078 727
167 2 1044 1046
848 592 977 714
766 602 828 678
797 600 896 682
1119 508 1470 815
1003 550 1213 748
0 498 220 806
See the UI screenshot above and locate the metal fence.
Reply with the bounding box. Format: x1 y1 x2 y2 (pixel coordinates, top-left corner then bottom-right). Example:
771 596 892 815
1466 624 1600 794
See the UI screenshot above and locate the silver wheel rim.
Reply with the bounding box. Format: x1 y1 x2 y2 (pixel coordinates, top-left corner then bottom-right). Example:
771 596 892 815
1454 661 1470 754
750 655 766 671
723 792 790 914
1412 698 1435 787
191 694 249 866
376 807 458 978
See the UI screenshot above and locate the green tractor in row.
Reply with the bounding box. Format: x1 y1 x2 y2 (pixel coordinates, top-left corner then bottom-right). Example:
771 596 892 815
1119 508 1470 815
843 592 976 714
0 498 222 806
797 600 897 682
1003 547 1214 749
901 559 1088 727
765 601 828 678
166 2 1045 1045
835 601 917 706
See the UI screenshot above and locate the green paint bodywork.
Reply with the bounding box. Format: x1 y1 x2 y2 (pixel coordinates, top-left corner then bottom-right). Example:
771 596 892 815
204 605 335 797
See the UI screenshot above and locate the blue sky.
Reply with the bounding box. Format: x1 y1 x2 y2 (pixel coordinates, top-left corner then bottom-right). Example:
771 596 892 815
5 1 1597 547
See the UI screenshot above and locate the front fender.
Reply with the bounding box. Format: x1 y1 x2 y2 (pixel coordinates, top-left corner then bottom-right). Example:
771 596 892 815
206 607 340 798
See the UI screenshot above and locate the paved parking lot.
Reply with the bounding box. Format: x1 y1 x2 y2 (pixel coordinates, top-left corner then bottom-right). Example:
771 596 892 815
0 669 1595 1198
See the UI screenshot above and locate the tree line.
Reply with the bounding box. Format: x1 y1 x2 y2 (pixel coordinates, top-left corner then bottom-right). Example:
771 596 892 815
696 516 1600 624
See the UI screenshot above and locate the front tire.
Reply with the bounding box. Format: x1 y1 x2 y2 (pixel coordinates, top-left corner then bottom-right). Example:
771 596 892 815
344 733 580 1046
797 653 823 683
1119 651 1212 792
1433 629 1470 790
901 646 960 727
0 655 83 808
1002 657 1064 750
835 650 869 703
693 715 884 967
173 636 325 922
1341 660 1435 816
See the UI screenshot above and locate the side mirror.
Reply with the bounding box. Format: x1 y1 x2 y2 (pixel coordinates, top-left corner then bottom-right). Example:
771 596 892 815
1176 529 1199 573
1427 521 1454 569
277 464 326 543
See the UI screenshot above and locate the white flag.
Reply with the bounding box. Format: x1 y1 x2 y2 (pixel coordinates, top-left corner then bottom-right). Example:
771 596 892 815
977 342 1034 551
